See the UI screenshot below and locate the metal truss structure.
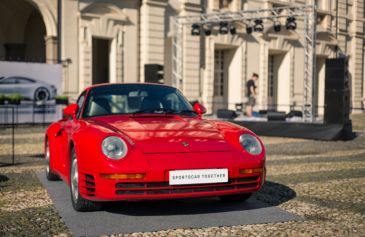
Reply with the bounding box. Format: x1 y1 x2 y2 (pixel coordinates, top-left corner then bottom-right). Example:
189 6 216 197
172 4 317 122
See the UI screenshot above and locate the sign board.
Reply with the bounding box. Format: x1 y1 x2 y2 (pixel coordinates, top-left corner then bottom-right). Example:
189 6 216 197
0 61 63 124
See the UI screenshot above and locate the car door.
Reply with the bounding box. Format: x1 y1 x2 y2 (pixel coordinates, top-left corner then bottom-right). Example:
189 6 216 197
14 78 34 99
59 92 86 181
0 78 16 95
57 116 72 179
52 116 68 179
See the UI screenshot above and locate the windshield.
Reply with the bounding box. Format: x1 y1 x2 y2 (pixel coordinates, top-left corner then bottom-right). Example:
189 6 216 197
83 84 195 118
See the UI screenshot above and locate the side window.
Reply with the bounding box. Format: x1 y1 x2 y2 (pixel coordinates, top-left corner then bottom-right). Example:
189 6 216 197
0 78 17 84
76 92 86 118
163 93 180 111
17 78 33 84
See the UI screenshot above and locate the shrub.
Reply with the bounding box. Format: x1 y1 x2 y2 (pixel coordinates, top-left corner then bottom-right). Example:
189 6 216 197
55 95 69 105
7 94 23 105
0 94 5 105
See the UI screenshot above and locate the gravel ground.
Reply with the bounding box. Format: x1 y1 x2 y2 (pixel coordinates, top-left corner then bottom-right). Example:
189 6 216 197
0 113 364 237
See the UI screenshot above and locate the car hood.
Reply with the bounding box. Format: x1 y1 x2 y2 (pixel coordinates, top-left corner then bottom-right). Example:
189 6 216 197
89 115 232 154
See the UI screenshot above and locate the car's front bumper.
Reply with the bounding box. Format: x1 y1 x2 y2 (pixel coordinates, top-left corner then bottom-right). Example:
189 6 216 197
78 167 265 202
77 148 266 201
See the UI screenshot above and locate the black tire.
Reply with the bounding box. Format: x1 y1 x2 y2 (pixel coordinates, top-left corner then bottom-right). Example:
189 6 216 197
34 87 50 101
45 140 60 181
70 148 101 212
219 193 252 202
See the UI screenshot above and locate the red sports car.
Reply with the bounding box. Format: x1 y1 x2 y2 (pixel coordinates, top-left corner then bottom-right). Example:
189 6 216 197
45 83 266 211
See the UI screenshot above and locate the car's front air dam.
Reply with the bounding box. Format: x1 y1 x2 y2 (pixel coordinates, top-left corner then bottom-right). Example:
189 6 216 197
78 169 265 201
77 150 265 201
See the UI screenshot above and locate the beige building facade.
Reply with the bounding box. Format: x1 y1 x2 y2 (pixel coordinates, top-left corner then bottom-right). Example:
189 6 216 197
0 0 364 115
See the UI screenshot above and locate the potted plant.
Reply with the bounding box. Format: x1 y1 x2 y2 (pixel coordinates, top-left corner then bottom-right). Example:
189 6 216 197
55 95 69 105
7 94 23 105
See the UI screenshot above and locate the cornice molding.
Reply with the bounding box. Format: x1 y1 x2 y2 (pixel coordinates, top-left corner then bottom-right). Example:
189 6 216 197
142 0 169 8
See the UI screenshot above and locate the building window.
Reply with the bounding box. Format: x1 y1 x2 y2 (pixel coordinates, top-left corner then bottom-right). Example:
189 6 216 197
268 55 274 98
219 0 232 9
214 0 232 10
214 50 225 96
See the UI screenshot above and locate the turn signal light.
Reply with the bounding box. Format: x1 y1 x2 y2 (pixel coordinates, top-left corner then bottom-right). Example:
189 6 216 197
100 173 145 180
239 168 263 174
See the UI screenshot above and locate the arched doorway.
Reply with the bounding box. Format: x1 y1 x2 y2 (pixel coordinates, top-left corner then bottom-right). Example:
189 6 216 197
79 2 129 88
0 0 54 63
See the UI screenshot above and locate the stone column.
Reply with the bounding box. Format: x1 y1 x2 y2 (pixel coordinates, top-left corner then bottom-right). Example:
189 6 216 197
139 0 168 82
258 37 268 111
349 0 364 111
180 0 201 97
44 36 58 64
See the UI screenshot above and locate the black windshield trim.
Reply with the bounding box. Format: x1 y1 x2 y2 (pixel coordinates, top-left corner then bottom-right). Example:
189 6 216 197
82 84 195 118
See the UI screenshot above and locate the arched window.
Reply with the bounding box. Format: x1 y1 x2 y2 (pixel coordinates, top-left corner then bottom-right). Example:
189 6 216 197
0 1 47 62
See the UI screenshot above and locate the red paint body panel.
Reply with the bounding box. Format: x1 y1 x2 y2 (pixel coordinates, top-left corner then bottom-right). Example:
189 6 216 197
45 83 266 202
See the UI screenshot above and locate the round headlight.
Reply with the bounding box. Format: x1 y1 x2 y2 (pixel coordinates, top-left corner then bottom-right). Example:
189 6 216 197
239 134 262 155
102 136 128 160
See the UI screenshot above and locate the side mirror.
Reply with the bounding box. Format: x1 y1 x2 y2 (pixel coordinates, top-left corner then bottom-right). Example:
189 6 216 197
193 103 207 117
63 103 78 119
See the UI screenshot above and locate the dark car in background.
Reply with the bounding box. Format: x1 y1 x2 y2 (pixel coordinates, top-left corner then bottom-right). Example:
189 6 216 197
0 76 57 101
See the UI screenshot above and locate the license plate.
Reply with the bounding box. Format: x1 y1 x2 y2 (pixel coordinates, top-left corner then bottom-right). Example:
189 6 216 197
169 169 228 185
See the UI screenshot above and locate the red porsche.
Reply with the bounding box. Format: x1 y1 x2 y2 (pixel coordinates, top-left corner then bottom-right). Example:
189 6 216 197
45 83 265 211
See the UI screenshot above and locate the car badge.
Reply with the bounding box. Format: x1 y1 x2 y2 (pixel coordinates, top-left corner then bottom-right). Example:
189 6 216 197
181 142 189 147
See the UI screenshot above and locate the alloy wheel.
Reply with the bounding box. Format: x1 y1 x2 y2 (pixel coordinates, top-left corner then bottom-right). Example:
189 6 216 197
71 158 79 201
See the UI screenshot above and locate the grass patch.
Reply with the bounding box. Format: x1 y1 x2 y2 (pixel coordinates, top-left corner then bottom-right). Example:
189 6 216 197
297 196 365 216
267 151 365 166
0 172 42 192
0 205 69 237
268 168 365 185
0 137 44 145
265 135 365 156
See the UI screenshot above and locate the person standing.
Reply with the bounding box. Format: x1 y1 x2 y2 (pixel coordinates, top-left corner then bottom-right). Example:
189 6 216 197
246 73 258 117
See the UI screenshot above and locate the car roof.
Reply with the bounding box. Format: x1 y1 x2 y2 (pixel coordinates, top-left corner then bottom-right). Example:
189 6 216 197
85 83 175 91
1 76 35 81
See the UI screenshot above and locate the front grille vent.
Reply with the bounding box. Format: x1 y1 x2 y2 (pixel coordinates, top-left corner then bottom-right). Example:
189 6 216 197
115 176 260 196
81 173 96 196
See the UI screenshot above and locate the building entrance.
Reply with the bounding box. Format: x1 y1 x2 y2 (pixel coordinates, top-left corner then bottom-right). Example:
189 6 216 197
92 38 110 84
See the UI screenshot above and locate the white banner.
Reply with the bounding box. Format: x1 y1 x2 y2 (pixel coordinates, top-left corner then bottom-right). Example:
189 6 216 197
0 61 63 124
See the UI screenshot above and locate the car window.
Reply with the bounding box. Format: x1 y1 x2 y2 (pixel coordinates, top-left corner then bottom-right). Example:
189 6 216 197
76 92 86 119
83 84 195 118
16 78 34 84
0 78 18 84
163 92 184 111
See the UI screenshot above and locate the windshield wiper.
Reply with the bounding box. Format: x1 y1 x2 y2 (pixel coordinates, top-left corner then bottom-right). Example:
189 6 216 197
169 109 196 115
131 108 172 116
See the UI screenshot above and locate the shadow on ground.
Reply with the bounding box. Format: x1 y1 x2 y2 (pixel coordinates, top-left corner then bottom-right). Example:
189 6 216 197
103 181 296 216
37 172 301 236
0 162 23 168
253 181 296 206
0 174 10 189
0 174 9 182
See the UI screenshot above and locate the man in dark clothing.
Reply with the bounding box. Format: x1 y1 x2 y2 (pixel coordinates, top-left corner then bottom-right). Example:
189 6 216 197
246 73 258 117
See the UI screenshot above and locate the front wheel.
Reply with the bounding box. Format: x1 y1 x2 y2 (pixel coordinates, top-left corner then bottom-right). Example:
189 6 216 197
219 193 252 202
70 148 101 212
45 140 60 181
